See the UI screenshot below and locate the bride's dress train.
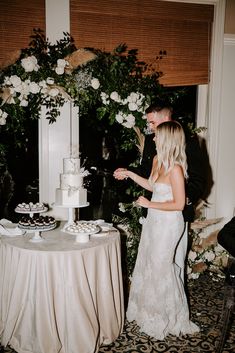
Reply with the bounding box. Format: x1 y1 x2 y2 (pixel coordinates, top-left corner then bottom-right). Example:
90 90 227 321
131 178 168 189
126 182 199 340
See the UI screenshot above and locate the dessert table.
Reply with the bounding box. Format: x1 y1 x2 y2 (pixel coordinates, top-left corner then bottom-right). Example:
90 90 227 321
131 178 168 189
0 223 124 353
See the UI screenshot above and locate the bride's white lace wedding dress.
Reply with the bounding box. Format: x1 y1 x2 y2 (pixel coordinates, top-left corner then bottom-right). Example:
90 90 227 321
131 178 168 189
126 181 199 340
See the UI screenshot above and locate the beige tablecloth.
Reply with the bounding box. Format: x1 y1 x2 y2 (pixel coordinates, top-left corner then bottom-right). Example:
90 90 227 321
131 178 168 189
0 224 124 353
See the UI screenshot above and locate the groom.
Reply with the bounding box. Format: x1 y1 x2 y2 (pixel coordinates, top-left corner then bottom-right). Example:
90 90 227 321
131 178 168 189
114 104 206 283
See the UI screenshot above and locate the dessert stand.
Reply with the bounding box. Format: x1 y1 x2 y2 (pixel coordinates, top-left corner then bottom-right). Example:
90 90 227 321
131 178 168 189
16 206 56 242
54 203 94 242
64 221 100 243
54 203 90 226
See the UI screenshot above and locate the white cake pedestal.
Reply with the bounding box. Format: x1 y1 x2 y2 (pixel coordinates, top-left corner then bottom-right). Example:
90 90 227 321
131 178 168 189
54 203 90 229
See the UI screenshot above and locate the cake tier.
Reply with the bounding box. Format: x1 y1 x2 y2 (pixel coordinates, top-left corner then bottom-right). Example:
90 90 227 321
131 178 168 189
63 158 80 174
60 174 83 189
56 188 87 206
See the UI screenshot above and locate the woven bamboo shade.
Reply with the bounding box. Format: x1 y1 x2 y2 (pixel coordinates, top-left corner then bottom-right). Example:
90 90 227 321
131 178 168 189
0 0 45 67
70 0 214 87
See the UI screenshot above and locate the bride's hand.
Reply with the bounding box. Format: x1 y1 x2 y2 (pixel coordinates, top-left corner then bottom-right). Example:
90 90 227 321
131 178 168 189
113 168 127 180
136 196 150 208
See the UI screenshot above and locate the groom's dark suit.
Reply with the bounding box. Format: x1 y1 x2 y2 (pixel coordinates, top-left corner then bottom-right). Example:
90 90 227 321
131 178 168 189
138 132 206 222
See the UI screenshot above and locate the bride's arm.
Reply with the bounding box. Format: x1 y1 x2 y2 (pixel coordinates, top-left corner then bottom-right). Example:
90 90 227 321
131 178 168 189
136 165 185 211
124 170 152 191
125 156 158 191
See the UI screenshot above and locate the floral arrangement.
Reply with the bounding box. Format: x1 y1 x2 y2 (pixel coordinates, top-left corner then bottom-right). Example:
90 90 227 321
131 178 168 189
187 216 229 280
0 29 172 153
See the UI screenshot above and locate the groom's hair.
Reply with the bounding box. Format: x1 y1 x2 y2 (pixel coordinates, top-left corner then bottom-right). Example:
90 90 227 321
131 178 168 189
145 104 173 119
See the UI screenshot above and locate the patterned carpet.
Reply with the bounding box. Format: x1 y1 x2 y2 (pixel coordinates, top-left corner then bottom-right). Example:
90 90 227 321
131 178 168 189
1 273 234 353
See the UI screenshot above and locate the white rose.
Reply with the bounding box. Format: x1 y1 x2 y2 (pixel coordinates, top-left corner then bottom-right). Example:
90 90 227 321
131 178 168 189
46 78 54 85
29 82 40 94
20 82 30 96
41 87 48 95
127 92 138 103
0 117 7 125
91 78 100 90
0 109 8 122
21 56 38 72
191 272 200 280
139 217 146 225
9 75 21 87
115 113 124 124
55 67 65 75
20 99 28 107
122 114 135 128
48 88 59 97
110 91 120 102
118 203 126 213
204 251 215 262
4 77 11 85
100 92 109 105
188 250 197 261
39 80 47 88
13 84 23 94
57 59 67 67
128 102 138 111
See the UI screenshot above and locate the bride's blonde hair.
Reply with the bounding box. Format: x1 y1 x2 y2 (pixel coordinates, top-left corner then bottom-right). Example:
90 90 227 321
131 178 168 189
155 121 188 177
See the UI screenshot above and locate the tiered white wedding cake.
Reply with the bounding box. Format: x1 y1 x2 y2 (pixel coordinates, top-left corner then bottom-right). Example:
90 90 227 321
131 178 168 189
55 157 88 206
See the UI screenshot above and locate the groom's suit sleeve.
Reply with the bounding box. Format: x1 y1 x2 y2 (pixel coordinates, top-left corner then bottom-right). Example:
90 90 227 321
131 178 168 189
185 135 206 205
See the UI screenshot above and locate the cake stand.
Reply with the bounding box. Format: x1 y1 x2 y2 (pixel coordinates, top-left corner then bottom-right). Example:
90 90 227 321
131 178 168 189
16 207 56 242
54 203 90 228
15 207 48 219
63 223 100 243
20 224 57 242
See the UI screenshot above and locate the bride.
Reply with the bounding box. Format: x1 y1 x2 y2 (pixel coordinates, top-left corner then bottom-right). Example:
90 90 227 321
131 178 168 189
114 121 199 340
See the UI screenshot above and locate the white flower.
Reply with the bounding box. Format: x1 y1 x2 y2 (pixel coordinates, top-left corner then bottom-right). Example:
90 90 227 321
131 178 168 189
55 59 68 75
20 99 28 107
91 78 100 89
46 78 54 85
9 75 21 87
29 82 40 94
139 217 146 225
39 80 47 88
118 203 126 213
0 117 7 125
55 67 65 75
122 114 135 128
100 92 109 105
19 82 30 96
127 92 139 103
0 109 8 125
21 56 39 72
204 251 216 262
57 59 67 68
115 112 124 124
48 88 59 97
128 102 138 111
110 91 121 102
191 273 200 279
188 250 197 261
